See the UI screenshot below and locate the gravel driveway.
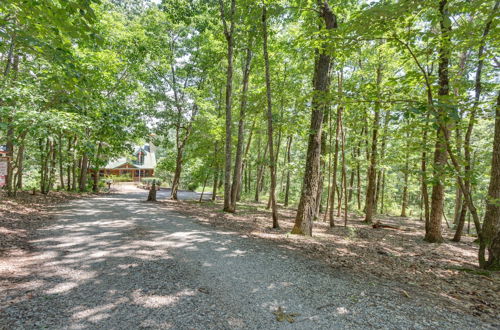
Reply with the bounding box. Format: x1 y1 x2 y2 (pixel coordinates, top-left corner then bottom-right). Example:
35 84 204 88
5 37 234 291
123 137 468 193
0 187 495 329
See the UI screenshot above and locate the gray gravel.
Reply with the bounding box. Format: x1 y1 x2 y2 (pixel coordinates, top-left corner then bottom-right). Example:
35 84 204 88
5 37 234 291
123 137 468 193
156 188 212 201
0 187 496 329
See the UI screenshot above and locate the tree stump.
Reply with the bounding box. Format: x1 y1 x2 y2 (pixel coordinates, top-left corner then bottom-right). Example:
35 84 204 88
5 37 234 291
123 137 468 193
147 180 157 202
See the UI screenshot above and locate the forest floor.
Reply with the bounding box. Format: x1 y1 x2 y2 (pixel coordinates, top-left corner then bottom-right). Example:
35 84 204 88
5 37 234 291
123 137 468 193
160 197 500 324
0 191 94 255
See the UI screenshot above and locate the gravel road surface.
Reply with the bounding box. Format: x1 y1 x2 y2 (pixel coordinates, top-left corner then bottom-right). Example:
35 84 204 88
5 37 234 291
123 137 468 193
0 186 495 329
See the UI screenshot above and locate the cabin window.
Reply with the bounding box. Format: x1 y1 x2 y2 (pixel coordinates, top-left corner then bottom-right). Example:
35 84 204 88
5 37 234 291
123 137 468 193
137 152 144 165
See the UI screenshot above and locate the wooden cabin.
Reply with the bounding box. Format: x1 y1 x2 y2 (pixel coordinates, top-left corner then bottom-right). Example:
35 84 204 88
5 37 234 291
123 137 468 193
100 144 157 181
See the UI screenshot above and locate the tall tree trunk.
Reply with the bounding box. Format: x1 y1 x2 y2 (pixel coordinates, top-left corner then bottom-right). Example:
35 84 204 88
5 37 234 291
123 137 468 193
238 120 255 201
364 62 383 223
262 6 279 228
14 141 25 192
171 147 183 200
453 123 463 226
219 0 236 212
340 114 348 226
401 135 410 217
356 130 362 210
255 138 269 202
421 114 430 230
324 111 334 222
284 135 293 207
375 112 389 212
425 0 451 243
5 120 14 196
479 91 500 269
66 137 74 190
58 134 65 190
231 38 253 209
5 54 18 197
380 169 386 214
71 141 78 191
452 201 468 242
328 74 343 227
348 166 355 203
453 182 463 225
79 153 88 192
92 142 103 193
401 163 409 217
315 124 328 218
292 1 336 236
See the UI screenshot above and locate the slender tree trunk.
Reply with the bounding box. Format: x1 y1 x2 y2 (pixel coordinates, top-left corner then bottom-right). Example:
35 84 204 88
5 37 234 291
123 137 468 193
267 123 284 210
315 97 330 219
71 142 78 191
262 6 279 228
39 140 45 194
14 141 25 192
426 0 451 243
401 168 409 217
4 54 19 197
364 62 383 223
244 165 249 194
356 131 362 210
340 115 348 226
171 147 183 200
421 115 430 230
219 0 236 213
238 121 255 201
453 123 463 226
454 183 463 225
348 167 354 203
255 139 269 202
6 121 14 196
58 134 65 190
292 1 336 236
380 169 386 214
328 75 342 227
231 39 253 209
79 153 88 192
336 173 343 217
284 135 292 207
199 166 211 202
452 201 468 242
401 136 409 217
375 112 389 212
66 137 74 190
324 112 334 221
47 139 56 194
92 142 102 193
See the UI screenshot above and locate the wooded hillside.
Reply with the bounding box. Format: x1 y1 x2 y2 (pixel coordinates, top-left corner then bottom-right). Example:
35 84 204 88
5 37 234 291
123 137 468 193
1 0 499 270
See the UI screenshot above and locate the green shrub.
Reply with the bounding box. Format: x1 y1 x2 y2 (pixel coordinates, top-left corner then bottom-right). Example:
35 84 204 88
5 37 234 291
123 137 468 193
141 177 162 186
187 182 198 191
